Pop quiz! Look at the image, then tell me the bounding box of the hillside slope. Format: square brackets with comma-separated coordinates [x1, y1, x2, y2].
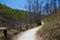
[0, 4, 28, 27]
[37, 9, 60, 40]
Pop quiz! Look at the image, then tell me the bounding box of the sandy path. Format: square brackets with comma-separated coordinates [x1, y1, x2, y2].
[12, 21, 44, 40]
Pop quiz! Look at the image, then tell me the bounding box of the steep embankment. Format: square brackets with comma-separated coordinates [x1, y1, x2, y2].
[37, 9, 60, 40]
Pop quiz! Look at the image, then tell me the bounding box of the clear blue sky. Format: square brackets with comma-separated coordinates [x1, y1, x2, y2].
[0, 0, 58, 10]
[0, 0, 46, 10]
[0, 0, 27, 10]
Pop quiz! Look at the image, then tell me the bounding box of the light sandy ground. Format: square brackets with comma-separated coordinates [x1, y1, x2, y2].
[12, 21, 44, 40]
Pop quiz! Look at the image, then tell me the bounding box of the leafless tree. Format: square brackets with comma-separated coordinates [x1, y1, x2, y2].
[26, 0, 44, 25]
[58, 0, 60, 8]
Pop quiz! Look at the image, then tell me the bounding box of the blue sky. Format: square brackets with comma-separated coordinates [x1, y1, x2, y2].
[0, 0, 27, 10]
[0, 0, 58, 10]
[0, 0, 46, 10]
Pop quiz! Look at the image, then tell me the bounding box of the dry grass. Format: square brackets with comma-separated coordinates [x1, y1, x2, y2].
[37, 9, 60, 40]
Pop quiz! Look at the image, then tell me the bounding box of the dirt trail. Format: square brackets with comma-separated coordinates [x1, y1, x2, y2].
[12, 21, 44, 40]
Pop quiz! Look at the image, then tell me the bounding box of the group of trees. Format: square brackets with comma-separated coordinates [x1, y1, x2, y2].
[0, 3, 27, 27]
[26, 0, 60, 25]
[0, 0, 60, 27]
[0, 3, 45, 32]
[36, 0, 60, 40]
[0, 0, 60, 29]
[26, 0, 43, 25]
[0, 3, 45, 39]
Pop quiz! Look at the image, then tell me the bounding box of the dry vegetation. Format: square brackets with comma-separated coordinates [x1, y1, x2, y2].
[37, 9, 60, 40]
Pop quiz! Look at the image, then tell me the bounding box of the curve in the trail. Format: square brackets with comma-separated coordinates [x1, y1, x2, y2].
[13, 21, 44, 40]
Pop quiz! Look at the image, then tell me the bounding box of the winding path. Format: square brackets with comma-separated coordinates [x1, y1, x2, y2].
[12, 21, 44, 40]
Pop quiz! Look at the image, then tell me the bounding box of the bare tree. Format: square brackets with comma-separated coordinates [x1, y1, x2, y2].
[27, 0, 32, 24]
[53, 0, 57, 11]
[26, 0, 44, 25]
[58, 0, 60, 8]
